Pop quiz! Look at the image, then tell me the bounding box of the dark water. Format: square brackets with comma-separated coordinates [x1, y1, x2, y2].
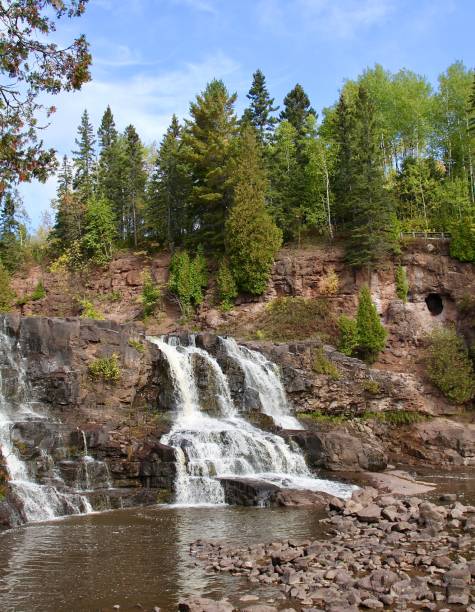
[0, 505, 327, 612]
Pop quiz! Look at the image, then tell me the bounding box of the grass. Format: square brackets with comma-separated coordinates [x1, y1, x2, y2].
[128, 338, 145, 353]
[250, 296, 336, 342]
[299, 409, 429, 426]
[312, 347, 341, 380]
[31, 281, 46, 301]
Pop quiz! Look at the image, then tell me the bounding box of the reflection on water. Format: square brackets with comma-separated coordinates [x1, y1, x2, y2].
[0, 505, 327, 612]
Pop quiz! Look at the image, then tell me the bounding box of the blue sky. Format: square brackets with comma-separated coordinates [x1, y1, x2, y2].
[20, 0, 474, 227]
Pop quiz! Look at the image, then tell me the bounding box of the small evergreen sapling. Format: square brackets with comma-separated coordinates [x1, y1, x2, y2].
[216, 259, 237, 311]
[355, 285, 387, 363]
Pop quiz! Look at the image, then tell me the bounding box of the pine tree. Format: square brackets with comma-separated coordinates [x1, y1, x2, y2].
[344, 87, 395, 268]
[72, 109, 96, 204]
[146, 115, 191, 247]
[216, 258, 237, 311]
[183, 79, 238, 251]
[123, 125, 147, 246]
[355, 285, 387, 363]
[279, 84, 316, 137]
[225, 126, 282, 294]
[242, 69, 279, 141]
[332, 93, 355, 229]
[0, 190, 23, 271]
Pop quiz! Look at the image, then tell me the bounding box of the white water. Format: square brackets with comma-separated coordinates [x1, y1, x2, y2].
[0, 324, 92, 522]
[149, 336, 355, 506]
[221, 337, 303, 430]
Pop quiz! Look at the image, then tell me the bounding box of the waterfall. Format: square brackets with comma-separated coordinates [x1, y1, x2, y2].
[221, 337, 303, 430]
[0, 324, 92, 522]
[149, 336, 355, 506]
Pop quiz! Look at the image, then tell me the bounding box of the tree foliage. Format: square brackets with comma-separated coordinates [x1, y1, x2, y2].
[225, 126, 282, 294]
[355, 285, 387, 363]
[0, 0, 91, 190]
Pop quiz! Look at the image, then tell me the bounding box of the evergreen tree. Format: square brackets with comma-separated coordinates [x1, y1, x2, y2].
[332, 93, 355, 228]
[123, 125, 147, 246]
[146, 115, 191, 247]
[225, 126, 282, 294]
[183, 79, 238, 251]
[355, 285, 387, 363]
[0, 190, 23, 272]
[216, 258, 237, 311]
[72, 109, 96, 204]
[279, 84, 316, 137]
[242, 69, 279, 141]
[343, 87, 396, 268]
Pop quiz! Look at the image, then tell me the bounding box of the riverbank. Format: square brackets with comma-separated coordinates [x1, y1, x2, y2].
[185, 485, 475, 611]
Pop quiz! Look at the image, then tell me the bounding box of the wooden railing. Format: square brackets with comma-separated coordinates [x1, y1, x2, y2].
[400, 231, 451, 240]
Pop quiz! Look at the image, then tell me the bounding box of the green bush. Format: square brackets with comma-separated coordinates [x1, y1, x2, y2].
[299, 411, 346, 424]
[355, 285, 387, 363]
[31, 281, 46, 301]
[79, 299, 105, 320]
[362, 379, 381, 394]
[425, 326, 475, 404]
[216, 259, 237, 311]
[312, 347, 340, 380]
[362, 410, 426, 425]
[168, 249, 207, 318]
[450, 216, 475, 263]
[395, 265, 409, 302]
[88, 354, 121, 382]
[141, 271, 161, 317]
[0, 263, 15, 312]
[337, 314, 358, 356]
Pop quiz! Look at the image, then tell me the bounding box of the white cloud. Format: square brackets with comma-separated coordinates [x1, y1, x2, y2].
[257, 0, 394, 38]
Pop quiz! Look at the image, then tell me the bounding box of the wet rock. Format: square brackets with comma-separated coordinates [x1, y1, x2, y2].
[178, 597, 233, 612]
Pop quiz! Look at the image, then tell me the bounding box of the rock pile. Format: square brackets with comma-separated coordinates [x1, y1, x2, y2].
[187, 487, 475, 611]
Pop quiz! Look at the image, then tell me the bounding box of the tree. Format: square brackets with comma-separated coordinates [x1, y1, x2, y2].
[146, 115, 191, 247]
[342, 87, 396, 268]
[355, 285, 387, 363]
[279, 84, 316, 137]
[242, 69, 278, 141]
[183, 79, 238, 250]
[0, 0, 91, 191]
[225, 126, 282, 294]
[50, 155, 85, 251]
[97, 106, 118, 198]
[122, 125, 146, 246]
[73, 110, 96, 204]
[81, 197, 116, 265]
[0, 189, 25, 271]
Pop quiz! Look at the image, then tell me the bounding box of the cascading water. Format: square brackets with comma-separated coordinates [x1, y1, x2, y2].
[221, 337, 303, 430]
[149, 336, 355, 506]
[0, 323, 92, 522]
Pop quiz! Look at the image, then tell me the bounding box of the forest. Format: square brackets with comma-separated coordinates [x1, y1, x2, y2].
[1, 62, 475, 309]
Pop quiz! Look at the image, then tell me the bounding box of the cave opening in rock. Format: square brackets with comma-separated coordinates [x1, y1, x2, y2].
[425, 293, 443, 316]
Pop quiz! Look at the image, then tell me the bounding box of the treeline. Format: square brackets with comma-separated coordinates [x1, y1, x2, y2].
[1, 62, 475, 305]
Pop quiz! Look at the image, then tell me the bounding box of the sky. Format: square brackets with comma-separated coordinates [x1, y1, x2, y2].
[18, 0, 475, 228]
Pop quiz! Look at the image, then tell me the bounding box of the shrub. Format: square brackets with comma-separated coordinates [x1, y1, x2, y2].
[425, 326, 475, 404]
[79, 299, 105, 320]
[88, 354, 121, 382]
[216, 259, 237, 311]
[299, 411, 346, 424]
[141, 271, 161, 317]
[450, 216, 475, 263]
[337, 315, 358, 356]
[312, 347, 340, 380]
[362, 379, 381, 394]
[31, 281, 46, 301]
[362, 410, 426, 425]
[395, 265, 409, 302]
[355, 286, 387, 363]
[319, 269, 340, 295]
[0, 262, 15, 312]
